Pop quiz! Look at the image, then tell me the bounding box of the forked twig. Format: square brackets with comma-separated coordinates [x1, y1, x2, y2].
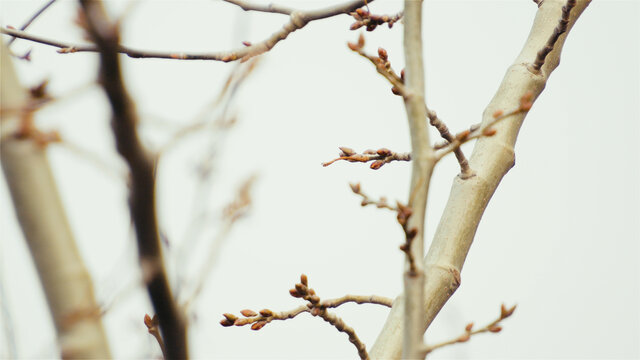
[425, 304, 517, 355]
[221, 274, 392, 360]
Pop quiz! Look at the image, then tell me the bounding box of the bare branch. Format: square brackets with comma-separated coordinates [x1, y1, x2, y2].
[1, 41, 111, 358]
[222, 274, 388, 360]
[143, 314, 167, 359]
[349, 8, 403, 31]
[6, 0, 57, 46]
[424, 304, 517, 355]
[323, 146, 411, 169]
[370, 1, 592, 358]
[2, 0, 373, 62]
[399, 0, 434, 357]
[434, 92, 534, 160]
[77, 1, 187, 358]
[348, 34, 407, 96]
[530, 0, 576, 73]
[424, 109, 473, 179]
[349, 183, 398, 211]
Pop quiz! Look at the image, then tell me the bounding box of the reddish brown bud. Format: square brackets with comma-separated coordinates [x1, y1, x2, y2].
[220, 318, 234, 327]
[355, 8, 366, 16]
[377, 47, 388, 61]
[456, 129, 470, 141]
[406, 227, 418, 240]
[520, 91, 534, 110]
[300, 274, 308, 286]
[376, 148, 392, 157]
[363, 149, 377, 154]
[143, 314, 153, 328]
[242, 41, 252, 47]
[350, 22, 364, 31]
[289, 288, 301, 298]
[483, 128, 497, 136]
[357, 33, 365, 48]
[223, 313, 238, 322]
[370, 160, 384, 170]
[465, 322, 474, 332]
[295, 283, 307, 295]
[240, 309, 257, 317]
[259, 309, 274, 317]
[349, 183, 361, 194]
[339, 146, 355, 156]
[501, 304, 516, 318]
[488, 325, 502, 333]
[458, 333, 471, 342]
[251, 321, 267, 331]
[234, 318, 250, 326]
[391, 87, 402, 96]
[309, 295, 320, 304]
[492, 110, 504, 119]
[347, 42, 359, 51]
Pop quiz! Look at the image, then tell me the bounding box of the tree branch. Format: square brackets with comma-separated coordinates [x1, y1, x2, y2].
[0, 42, 111, 359]
[1, 0, 373, 62]
[370, 1, 591, 358]
[6, 0, 57, 45]
[400, 0, 435, 358]
[77, 1, 188, 358]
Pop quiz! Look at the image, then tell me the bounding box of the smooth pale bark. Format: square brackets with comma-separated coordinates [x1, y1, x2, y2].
[370, 1, 591, 358]
[1, 43, 111, 358]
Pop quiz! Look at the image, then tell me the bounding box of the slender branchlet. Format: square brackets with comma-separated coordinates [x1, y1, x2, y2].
[347, 34, 407, 97]
[425, 109, 474, 179]
[6, 0, 57, 47]
[349, 8, 403, 31]
[77, 1, 187, 358]
[530, 0, 576, 73]
[1, 0, 373, 62]
[435, 92, 534, 160]
[424, 304, 517, 355]
[222, 274, 391, 360]
[349, 182, 398, 211]
[143, 314, 167, 359]
[323, 146, 411, 169]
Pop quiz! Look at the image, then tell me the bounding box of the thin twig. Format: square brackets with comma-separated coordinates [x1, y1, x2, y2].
[143, 314, 167, 359]
[435, 92, 534, 161]
[349, 183, 397, 211]
[323, 146, 411, 169]
[77, 2, 187, 358]
[348, 35, 407, 96]
[222, 274, 388, 360]
[530, 0, 576, 73]
[425, 109, 474, 179]
[424, 304, 516, 355]
[2, 0, 373, 62]
[7, 0, 57, 45]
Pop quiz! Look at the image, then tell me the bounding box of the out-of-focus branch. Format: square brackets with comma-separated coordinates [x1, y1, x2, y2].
[370, 1, 590, 358]
[77, 1, 187, 358]
[6, 0, 57, 46]
[1, 0, 373, 62]
[0, 42, 111, 358]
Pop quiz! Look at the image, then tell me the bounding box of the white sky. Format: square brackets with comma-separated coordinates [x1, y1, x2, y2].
[1, 0, 639, 359]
